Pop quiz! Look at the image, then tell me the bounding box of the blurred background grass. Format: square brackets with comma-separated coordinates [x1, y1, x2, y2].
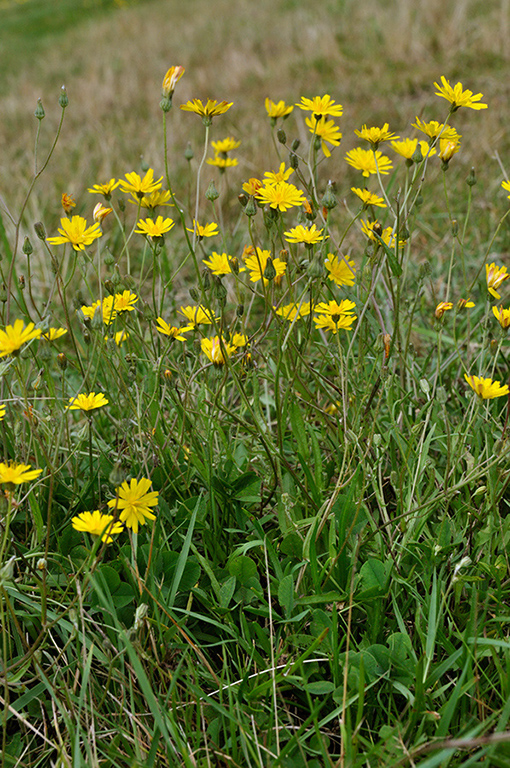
[1, 0, 510, 225]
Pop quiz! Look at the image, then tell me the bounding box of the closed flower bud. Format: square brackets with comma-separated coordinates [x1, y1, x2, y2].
[205, 180, 219, 201]
[236, 303, 244, 317]
[184, 142, 194, 161]
[214, 280, 228, 306]
[19, 275, 25, 290]
[83, 329, 91, 345]
[22, 236, 33, 256]
[109, 462, 126, 487]
[104, 251, 115, 266]
[451, 219, 458, 237]
[321, 181, 338, 210]
[37, 558, 47, 571]
[263, 257, 277, 282]
[34, 98, 45, 120]
[118, 198, 126, 212]
[189, 287, 200, 302]
[163, 369, 173, 381]
[307, 253, 324, 279]
[230, 256, 240, 275]
[34, 221, 46, 240]
[244, 197, 257, 217]
[466, 167, 477, 186]
[202, 269, 211, 291]
[0, 287, 7, 303]
[57, 352, 68, 370]
[238, 193, 248, 208]
[289, 152, 299, 170]
[291, 139, 300, 151]
[277, 128, 287, 144]
[59, 86, 69, 109]
[111, 267, 122, 287]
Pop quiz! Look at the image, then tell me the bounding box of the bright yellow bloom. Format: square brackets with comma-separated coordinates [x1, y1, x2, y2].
[390, 138, 436, 160]
[201, 336, 236, 365]
[345, 148, 393, 177]
[211, 137, 241, 153]
[439, 136, 461, 162]
[361, 220, 406, 248]
[354, 123, 399, 148]
[138, 189, 173, 209]
[134, 215, 175, 238]
[87, 179, 120, 198]
[411, 118, 459, 141]
[263, 163, 294, 184]
[0, 320, 41, 357]
[162, 65, 185, 98]
[314, 299, 357, 317]
[113, 291, 138, 313]
[231, 333, 248, 347]
[180, 98, 233, 122]
[493, 305, 510, 329]
[275, 301, 313, 321]
[324, 254, 356, 287]
[305, 116, 342, 157]
[119, 169, 163, 198]
[202, 252, 234, 275]
[486, 263, 509, 300]
[67, 392, 109, 411]
[107, 477, 159, 533]
[0, 462, 42, 485]
[179, 305, 218, 327]
[80, 296, 116, 325]
[435, 301, 453, 319]
[265, 98, 294, 119]
[296, 94, 343, 117]
[112, 330, 129, 346]
[284, 224, 326, 244]
[93, 203, 113, 224]
[464, 374, 509, 399]
[457, 298, 475, 310]
[42, 327, 67, 341]
[61, 193, 76, 213]
[71, 510, 123, 543]
[351, 188, 387, 207]
[47, 216, 102, 251]
[244, 247, 287, 283]
[155, 318, 192, 340]
[256, 181, 306, 211]
[434, 76, 487, 111]
[314, 314, 357, 333]
[186, 220, 219, 239]
[207, 156, 238, 169]
[242, 178, 262, 196]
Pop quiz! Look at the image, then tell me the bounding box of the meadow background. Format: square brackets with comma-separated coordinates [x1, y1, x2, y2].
[2, 0, 510, 766]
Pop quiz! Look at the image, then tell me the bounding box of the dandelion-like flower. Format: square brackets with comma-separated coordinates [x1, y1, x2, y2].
[137, 189, 173, 209]
[155, 318, 192, 340]
[0, 320, 41, 358]
[107, 477, 159, 533]
[244, 247, 287, 283]
[135, 215, 175, 239]
[313, 300, 357, 333]
[61, 193, 76, 214]
[67, 392, 109, 411]
[119, 169, 163, 199]
[354, 123, 399, 148]
[345, 148, 393, 177]
[263, 163, 294, 184]
[305, 116, 342, 157]
[207, 156, 238, 169]
[434, 76, 487, 111]
[93, 203, 112, 224]
[202, 252, 234, 275]
[412, 118, 459, 141]
[486, 263, 509, 300]
[211, 137, 241, 153]
[242, 178, 262, 196]
[351, 188, 387, 207]
[47, 216, 102, 251]
[0, 462, 42, 485]
[324, 254, 356, 287]
[186, 220, 219, 239]
[256, 181, 306, 212]
[180, 98, 233, 124]
[275, 301, 313, 321]
[296, 94, 343, 117]
[87, 179, 120, 199]
[179, 305, 218, 327]
[361, 220, 406, 248]
[464, 374, 509, 399]
[284, 224, 326, 244]
[162, 65, 185, 98]
[42, 327, 67, 341]
[493, 305, 510, 329]
[435, 301, 454, 319]
[113, 291, 138, 313]
[201, 336, 236, 365]
[439, 136, 461, 163]
[81, 296, 117, 325]
[265, 98, 294, 119]
[72, 510, 123, 543]
[390, 139, 435, 161]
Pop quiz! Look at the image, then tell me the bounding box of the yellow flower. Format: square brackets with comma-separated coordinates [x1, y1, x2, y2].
[244, 247, 287, 284]
[207, 156, 238, 169]
[61, 193, 76, 213]
[211, 137, 241, 153]
[162, 65, 185, 98]
[231, 333, 248, 347]
[92, 203, 112, 224]
[134, 215, 175, 238]
[81, 296, 117, 325]
[87, 179, 120, 198]
[486, 263, 509, 300]
[390, 139, 436, 160]
[434, 76, 487, 111]
[435, 301, 453, 319]
[119, 169, 163, 199]
[502, 180, 510, 200]
[186, 220, 219, 239]
[493, 305, 510, 329]
[201, 336, 236, 365]
[42, 327, 68, 341]
[324, 254, 356, 286]
[255, 181, 306, 212]
[265, 98, 294, 119]
[138, 189, 173, 209]
[439, 136, 461, 162]
[0, 462, 42, 484]
[0, 320, 41, 357]
[464, 374, 509, 399]
[155, 318, 192, 340]
[107, 477, 159, 533]
[351, 188, 387, 208]
[179, 305, 218, 327]
[47, 216, 102, 251]
[242, 178, 262, 196]
[361, 220, 406, 248]
[345, 148, 393, 177]
[71, 510, 123, 543]
[284, 224, 326, 244]
[274, 301, 313, 320]
[263, 163, 294, 184]
[67, 392, 109, 411]
[296, 94, 343, 117]
[305, 116, 342, 157]
[0, 404, 5, 421]
[457, 298, 475, 310]
[112, 330, 129, 346]
[203, 252, 234, 275]
[313, 313, 357, 334]
[180, 98, 233, 123]
[411, 118, 459, 141]
[113, 291, 138, 313]
[354, 123, 399, 148]
[314, 299, 357, 317]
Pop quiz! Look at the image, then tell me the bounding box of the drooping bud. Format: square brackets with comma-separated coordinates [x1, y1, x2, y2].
[238, 193, 248, 208]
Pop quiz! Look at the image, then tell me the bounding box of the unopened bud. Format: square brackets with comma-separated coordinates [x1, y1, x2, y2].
[321, 181, 338, 210]
[289, 152, 299, 170]
[22, 236, 33, 256]
[244, 197, 257, 217]
[163, 369, 172, 381]
[263, 257, 277, 282]
[214, 281, 228, 307]
[452, 219, 458, 237]
[109, 462, 126, 487]
[466, 167, 477, 187]
[83, 329, 91, 345]
[57, 352, 68, 370]
[277, 128, 287, 145]
[184, 142, 194, 161]
[238, 193, 248, 208]
[19, 275, 25, 290]
[118, 198, 126, 213]
[291, 139, 300, 151]
[189, 287, 200, 302]
[37, 558, 47, 571]
[236, 303, 244, 317]
[34, 221, 46, 240]
[34, 99, 45, 120]
[307, 253, 324, 279]
[230, 256, 240, 275]
[59, 86, 69, 109]
[205, 180, 219, 202]
[202, 269, 211, 291]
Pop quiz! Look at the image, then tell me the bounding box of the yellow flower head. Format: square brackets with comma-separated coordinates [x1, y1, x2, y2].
[324, 254, 356, 287]
[242, 178, 262, 196]
[231, 333, 248, 348]
[263, 163, 294, 184]
[493, 305, 510, 329]
[435, 301, 453, 319]
[112, 330, 129, 346]
[244, 247, 287, 284]
[162, 65, 185, 98]
[434, 76, 487, 111]
[87, 179, 120, 198]
[305, 116, 342, 157]
[113, 291, 138, 313]
[137, 189, 173, 209]
[134, 215, 175, 238]
[201, 336, 236, 365]
[274, 301, 313, 321]
[351, 188, 387, 208]
[486, 262, 509, 300]
[412, 118, 459, 141]
[67, 392, 109, 412]
[255, 181, 306, 212]
[361, 220, 406, 249]
[72, 510, 123, 543]
[202, 252, 234, 275]
[390, 139, 436, 161]
[107, 477, 159, 533]
[439, 136, 461, 162]
[61, 193, 76, 213]
[47, 216, 102, 251]
[345, 148, 393, 177]
[354, 123, 399, 148]
[211, 137, 241, 154]
[119, 169, 163, 199]
[296, 94, 343, 117]
[42, 327, 67, 341]
[0, 462, 42, 485]
[265, 98, 294, 119]
[180, 98, 233, 124]
[207, 156, 238, 169]
[80, 296, 117, 325]
[314, 299, 357, 318]
[155, 318, 192, 340]
[464, 374, 509, 399]
[93, 202, 113, 224]
[0, 319, 41, 358]
[186, 220, 219, 239]
[178, 305, 218, 327]
[284, 224, 326, 244]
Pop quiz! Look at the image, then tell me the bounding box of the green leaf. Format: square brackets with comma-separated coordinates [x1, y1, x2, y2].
[305, 681, 335, 695]
[277, 573, 294, 618]
[358, 558, 391, 597]
[228, 555, 257, 585]
[219, 576, 236, 609]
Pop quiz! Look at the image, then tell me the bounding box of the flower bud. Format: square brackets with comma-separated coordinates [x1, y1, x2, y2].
[451, 219, 458, 237]
[37, 558, 47, 571]
[277, 128, 287, 145]
[19, 275, 25, 290]
[263, 257, 277, 282]
[466, 167, 477, 187]
[59, 86, 69, 109]
[22, 236, 33, 256]
[205, 180, 219, 201]
[184, 142, 194, 161]
[57, 353, 68, 370]
[289, 152, 299, 170]
[307, 253, 324, 279]
[34, 99, 45, 120]
[321, 181, 338, 210]
[202, 269, 211, 291]
[236, 303, 244, 317]
[291, 139, 300, 151]
[244, 197, 257, 217]
[34, 221, 46, 240]
[109, 462, 126, 487]
[189, 287, 200, 302]
[238, 193, 248, 208]
[214, 280, 228, 307]
[164, 369, 173, 381]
